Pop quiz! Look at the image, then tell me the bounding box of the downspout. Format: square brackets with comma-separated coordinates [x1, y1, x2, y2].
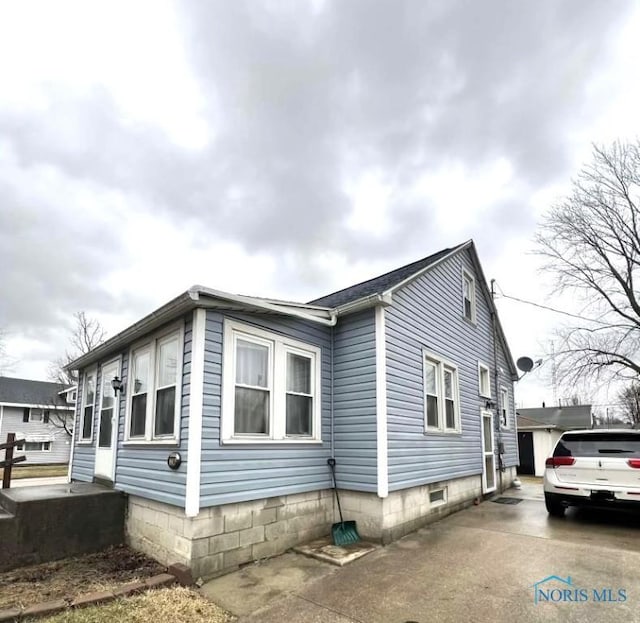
[330, 323, 335, 460]
[490, 279, 504, 493]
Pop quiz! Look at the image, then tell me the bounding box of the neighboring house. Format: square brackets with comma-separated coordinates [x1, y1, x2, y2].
[68, 239, 518, 578]
[0, 377, 75, 465]
[516, 405, 593, 477]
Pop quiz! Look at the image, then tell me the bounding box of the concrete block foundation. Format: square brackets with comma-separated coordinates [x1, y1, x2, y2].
[126, 467, 517, 579]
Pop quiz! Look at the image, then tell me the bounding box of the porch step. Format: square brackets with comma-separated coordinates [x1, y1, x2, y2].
[0, 482, 125, 573]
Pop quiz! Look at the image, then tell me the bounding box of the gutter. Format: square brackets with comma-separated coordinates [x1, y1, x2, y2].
[334, 292, 393, 316]
[66, 286, 340, 372]
[66, 290, 198, 371]
[192, 287, 338, 326]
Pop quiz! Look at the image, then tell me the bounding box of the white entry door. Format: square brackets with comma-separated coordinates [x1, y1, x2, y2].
[481, 410, 497, 493]
[94, 359, 120, 481]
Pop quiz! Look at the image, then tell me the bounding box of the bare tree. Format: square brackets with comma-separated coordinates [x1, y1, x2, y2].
[0, 328, 17, 375]
[618, 382, 640, 428]
[48, 311, 106, 386]
[536, 140, 640, 389]
[46, 312, 106, 436]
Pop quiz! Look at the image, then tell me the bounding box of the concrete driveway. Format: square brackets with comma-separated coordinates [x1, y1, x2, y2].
[202, 479, 640, 622]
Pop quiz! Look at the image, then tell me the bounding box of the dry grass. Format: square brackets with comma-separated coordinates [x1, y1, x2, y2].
[0, 464, 68, 480]
[0, 546, 165, 610]
[33, 587, 235, 623]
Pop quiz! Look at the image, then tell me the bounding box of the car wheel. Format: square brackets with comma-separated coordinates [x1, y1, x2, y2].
[545, 494, 565, 517]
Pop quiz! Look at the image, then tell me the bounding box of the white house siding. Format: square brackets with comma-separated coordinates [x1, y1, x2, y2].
[0, 406, 72, 465]
[532, 429, 562, 477]
[385, 247, 517, 491]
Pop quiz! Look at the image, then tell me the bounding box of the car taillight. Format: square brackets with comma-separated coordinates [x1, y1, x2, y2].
[627, 459, 640, 469]
[545, 456, 576, 467]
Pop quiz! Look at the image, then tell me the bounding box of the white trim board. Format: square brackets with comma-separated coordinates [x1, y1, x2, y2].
[375, 305, 389, 498]
[185, 308, 206, 517]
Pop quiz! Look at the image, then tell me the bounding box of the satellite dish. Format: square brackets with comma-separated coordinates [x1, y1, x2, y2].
[516, 357, 534, 373]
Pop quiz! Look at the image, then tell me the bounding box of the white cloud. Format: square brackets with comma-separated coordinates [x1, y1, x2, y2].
[0, 0, 211, 150]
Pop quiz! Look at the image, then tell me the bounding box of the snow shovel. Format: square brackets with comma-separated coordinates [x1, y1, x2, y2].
[327, 458, 361, 546]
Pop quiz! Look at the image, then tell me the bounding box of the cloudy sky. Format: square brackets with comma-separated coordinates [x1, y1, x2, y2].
[1, 0, 639, 408]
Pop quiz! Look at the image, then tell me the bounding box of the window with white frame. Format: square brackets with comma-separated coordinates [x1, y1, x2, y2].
[222, 320, 321, 442]
[478, 363, 491, 398]
[423, 352, 460, 432]
[80, 369, 96, 441]
[16, 441, 51, 452]
[29, 409, 43, 422]
[127, 328, 181, 441]
[462, 270, 476, 322]
[500, 386, 510, 428]
[28, 441, 51, 451]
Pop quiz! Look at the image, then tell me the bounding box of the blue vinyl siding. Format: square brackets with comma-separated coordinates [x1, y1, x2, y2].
[114, 316, 191, 507]
[332, 309, 377, 492]
[386, 248, 517, 490]
[199, 311, 333, 508]
[72, 317, 191, 507]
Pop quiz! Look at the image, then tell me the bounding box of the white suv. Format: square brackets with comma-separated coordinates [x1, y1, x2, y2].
[543, 429, 640, 517]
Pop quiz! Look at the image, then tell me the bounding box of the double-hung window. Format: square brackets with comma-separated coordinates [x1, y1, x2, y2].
[222, 320, 321, 443]
[127, 328, 182, 442]
[423, 351, 460, 433]
[462, 270, 476, 323]
[500, 386, 510, 428]
[80, 369, 96, 441]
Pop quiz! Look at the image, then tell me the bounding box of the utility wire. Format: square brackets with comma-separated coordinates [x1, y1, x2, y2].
[494, 291, 610, 326]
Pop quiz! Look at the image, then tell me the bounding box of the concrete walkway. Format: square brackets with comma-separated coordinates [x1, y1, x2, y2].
[201, 481, 640, 622]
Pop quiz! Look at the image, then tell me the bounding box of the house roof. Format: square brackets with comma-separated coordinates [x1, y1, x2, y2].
[0, 376, 72, 407]
[516, 414, 558, 430]
[517, 405, 593, 431]
[67, 239, 518, 379]
[309, 246, 458, 307]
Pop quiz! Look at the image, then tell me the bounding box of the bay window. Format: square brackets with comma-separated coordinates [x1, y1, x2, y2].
[222, 320, 321, 443]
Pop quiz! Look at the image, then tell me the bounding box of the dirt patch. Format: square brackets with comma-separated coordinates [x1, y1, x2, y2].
[0, 545, 165, 610]
[36, 586, 235, 623]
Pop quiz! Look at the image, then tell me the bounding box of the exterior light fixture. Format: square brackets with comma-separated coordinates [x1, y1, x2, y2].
[111, 376, 125, 395]
[167, 452, 182, 470]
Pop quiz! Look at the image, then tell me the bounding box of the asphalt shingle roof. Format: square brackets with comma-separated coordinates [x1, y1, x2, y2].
[517, 406, 593, 430]
[308, 246, 455, 307]
[0, 376, 71, 406]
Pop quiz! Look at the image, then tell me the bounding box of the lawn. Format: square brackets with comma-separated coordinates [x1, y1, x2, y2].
[0, 546, 165, 610]
[33, 587, 234, 623]
[0, 464, 68, 480]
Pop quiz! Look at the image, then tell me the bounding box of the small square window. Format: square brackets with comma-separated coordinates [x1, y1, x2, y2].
[29, 409, 43, 422]
[429, 488, 447, 505]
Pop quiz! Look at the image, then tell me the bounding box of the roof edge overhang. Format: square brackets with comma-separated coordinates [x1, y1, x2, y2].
[66, 287, 339, 371]
[382, 240, 473, 296]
